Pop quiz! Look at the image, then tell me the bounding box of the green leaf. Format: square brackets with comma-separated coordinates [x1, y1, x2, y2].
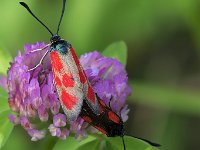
[0, 87, 14, 149]
[130, 81, 200, 115]
[105, 136, 159, 150]
[53, 135, 159, 150]
[0, 46, 12, 75]
[0, 88, 9, 113]
[0, 110, 14, 149]
[102, 41, 127, 66]
[53, 136, 98, 150]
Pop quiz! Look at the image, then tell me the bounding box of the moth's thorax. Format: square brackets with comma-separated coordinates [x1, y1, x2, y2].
[50, 39, 71, 54]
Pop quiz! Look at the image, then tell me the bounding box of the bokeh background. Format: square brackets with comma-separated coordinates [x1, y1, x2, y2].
[0, 0, 200, 150]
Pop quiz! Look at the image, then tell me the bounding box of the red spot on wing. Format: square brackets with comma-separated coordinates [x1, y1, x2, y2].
[95, 126, 107, 135]
[70, 48, 86, 84]
[61, 90, 78, 110]
[82, 116, 92, 124]
[100, 105, 103, 113]
[99, 99, 107, 108]
[99, 99, 107, 113]
[87, 85, 96, 104]
[50, 51, 63, 72]
[54, 76, 62, 87]
[108, 111, 120, 124]
[62, 73, 74, 87]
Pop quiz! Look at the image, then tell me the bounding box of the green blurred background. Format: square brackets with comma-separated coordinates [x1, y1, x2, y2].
[0, 0, 200, 150]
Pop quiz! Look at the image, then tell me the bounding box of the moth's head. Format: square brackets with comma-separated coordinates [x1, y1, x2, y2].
[50, 35, 61, 43]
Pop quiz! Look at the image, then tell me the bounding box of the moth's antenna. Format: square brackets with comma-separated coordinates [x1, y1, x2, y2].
[19, 2, 54, 36]
[121, 136, 126, 150]
[119, 107, 126, 150]
[56, 0, 67, 34]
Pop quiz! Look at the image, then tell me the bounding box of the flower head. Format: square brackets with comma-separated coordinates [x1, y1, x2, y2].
[0, 42, 131, 141]
[80, 51, 131, 122]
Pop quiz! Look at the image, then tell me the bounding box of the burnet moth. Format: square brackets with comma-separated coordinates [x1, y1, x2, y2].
[20, 0, 100, 123]
[80, 95, 126, 149]
[80, 96, 160, 150]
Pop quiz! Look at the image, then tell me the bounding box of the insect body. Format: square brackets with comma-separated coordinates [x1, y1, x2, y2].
[49, 37, 100, 122]
[80, 96, 124, 137]
[80, 95, 126, 149]
[81, 95, 160, 150]
[20, 1, 100, 122]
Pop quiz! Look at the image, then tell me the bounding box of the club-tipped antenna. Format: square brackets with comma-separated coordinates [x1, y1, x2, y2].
[56, 0, 67, 34]
[19, 2, 54, 36]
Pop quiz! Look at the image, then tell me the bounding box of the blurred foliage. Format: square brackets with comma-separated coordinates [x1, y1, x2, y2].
[102, 41, 127, 65]
[0, 0, 200, 150]
[0, 46, 12, 75]
[0, 88, 13, 149]
[130, 81, 200, 115]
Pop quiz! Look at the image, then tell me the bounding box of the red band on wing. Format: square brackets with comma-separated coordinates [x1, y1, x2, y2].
[95, 126, 107, 135]
[61, 90, 78, 110]
[100, 105, 103, 113]
[99, 99, 107, 108]
[70, 48, 80, 66]
[87, 85, 96, 104]
[50, 51, 63, 73]
[108, 111, 120, 124]
[70, 48, 86, 84]
[82, 116, 92, 124]
[62, 73, 74, 87]
[99, 99, 107, 113]
[78, 70, 86, 84]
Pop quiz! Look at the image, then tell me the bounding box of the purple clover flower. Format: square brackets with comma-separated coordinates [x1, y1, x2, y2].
[53, 113, 67, 127]
[0, 42, 131, 141]
[80, 51, 131, 122]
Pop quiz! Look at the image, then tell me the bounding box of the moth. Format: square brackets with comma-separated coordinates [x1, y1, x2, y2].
[81, 95, 160, 150]
[80, 95, 126, 149]
[20, 0, 100, 122]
